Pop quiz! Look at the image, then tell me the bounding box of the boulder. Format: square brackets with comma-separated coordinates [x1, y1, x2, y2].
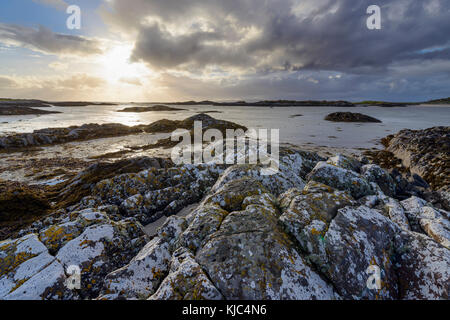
[361, 164, 396, 197]
[194, 182, 337, 300]
[394, 230, 450, 299]
[307, 162, 374, 199]
[150, 248, 223, 300]
[100, 237, 171, 300]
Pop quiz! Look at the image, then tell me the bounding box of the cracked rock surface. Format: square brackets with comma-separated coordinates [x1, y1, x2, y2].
[1, 146, 449, 300]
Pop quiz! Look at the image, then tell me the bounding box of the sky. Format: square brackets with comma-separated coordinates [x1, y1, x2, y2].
[0, 0, 449, 102]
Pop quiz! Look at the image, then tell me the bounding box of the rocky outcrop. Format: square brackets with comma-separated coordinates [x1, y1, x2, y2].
[0, 106, 60, 116]
[117, 105, 186, 112]
[0, 114, 246, 151]
[383, 127, 449, 192]
[1, 147, 448, 300]
[1, 207, 147, 300]
[324, 112, 382, 123]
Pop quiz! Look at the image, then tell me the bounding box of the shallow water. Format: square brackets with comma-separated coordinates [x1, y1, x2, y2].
[1, 104, 449, 149]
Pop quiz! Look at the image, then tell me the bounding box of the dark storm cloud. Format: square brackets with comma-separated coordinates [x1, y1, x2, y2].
[0, 23, 102, 56]
[131, 23, 252, 69]
[103, 0, 450, 74]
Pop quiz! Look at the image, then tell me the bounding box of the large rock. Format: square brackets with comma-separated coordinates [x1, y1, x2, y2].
[194, 180, 337, 300]
[55, 218, 147, 298]
[394, 230, 450, 299]
[208, 150, 310, 197]
[94, 164, 223, 224]
[0, 234, 70, 300]
[401, 196, 450, 248]
[307, 162, 374, 199]
[100, 237, 171, 300]
[279, 181, 355, 246]
[361, 164, 396, 197]
[384, 126, 449, 192]
[317, 206, 400, 299]
[150, 248, 223, 300]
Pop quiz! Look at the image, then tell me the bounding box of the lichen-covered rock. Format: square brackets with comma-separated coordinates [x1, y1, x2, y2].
[178, 205, 228, 252]
[208, 151, 311, 197]
[150, 248, 223, 300]
[327, 154, 361, 173]
[3, 259, 69, 300]
[203, 177, 267, 212]
[384, 126, 449, 191]
[100, 237, 171, 300]
[38, 209, 110, 254]
[283, 204, 401, 300]
[401, 197, 450, 248]
[384, 198, 411, 231]
[157, 216, 187, 249]
[195, 186, 337, 300]
[55, 219, 147, 298]
[94, 164, 223, 224]
[307, 162, 374, 199]
[317, 206, 400, 299]
[394, 230, 450, 299]
[0, 233, 74, 300]
[278, 181, 355, 246]
[418, 207, 450, 249]
[361, 164, 396, 197]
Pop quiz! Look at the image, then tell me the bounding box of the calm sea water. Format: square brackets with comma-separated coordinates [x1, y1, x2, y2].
[0, 104, 449, 149]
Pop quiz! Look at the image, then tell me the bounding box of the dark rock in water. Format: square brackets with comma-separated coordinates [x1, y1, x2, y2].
[117, 105, 186, 112]
[0, 106, 60, 116]
[50, 102, 116, 107]
[324, 112, 382, 123]
[197, 111, 222, 114]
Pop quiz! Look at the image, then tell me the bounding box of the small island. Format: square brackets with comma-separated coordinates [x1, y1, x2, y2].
[324, 112, 382, 123]
[0, 106, 61, 116]
[117, 105, 186, 113]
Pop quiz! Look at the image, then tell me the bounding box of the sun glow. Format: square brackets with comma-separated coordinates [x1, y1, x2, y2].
[97, 44, 149, 84]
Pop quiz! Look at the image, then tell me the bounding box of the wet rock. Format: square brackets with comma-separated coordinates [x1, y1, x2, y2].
[117, 105, 186, 113]
[0, 123, 142, 150]
[0, 106, 59, 116]
[0, 181, 50, 241]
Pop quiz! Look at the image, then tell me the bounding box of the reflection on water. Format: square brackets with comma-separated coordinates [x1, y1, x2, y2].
[0, 104, 449, 149]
